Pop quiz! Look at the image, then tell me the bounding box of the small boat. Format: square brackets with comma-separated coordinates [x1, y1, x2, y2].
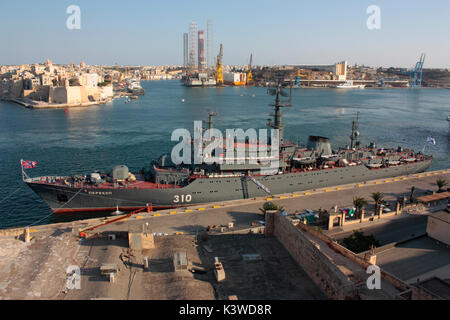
[321, 154, 342, 161]
[403, 158, 416, 162]
[386, 160, 400, 166]
[292, 156, 316, 165]
[335, 81, 365, 89]
[366, 163, 382, 168]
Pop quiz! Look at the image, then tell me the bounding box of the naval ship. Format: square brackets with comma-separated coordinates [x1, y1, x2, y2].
[24, 86, 433, 213]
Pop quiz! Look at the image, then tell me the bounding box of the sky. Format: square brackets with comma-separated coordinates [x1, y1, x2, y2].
[1, 0, 449, 68]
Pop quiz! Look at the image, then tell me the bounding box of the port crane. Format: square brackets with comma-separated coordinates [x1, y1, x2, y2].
[294, 69, 311, 87]
[215, 44, 224, 86]
[409, 53, 426, 88]
[246, 53, 254, 85]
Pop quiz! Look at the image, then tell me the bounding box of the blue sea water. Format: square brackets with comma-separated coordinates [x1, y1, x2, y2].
[0, 80, 449, 229]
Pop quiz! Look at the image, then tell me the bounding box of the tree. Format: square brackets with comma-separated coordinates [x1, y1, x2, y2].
[341, 230, 380, 253]
[259, 202, 284, 214]
[353, 197, 368, 219]
[436, 178, 448, 193]
[371, 192, 384, 216]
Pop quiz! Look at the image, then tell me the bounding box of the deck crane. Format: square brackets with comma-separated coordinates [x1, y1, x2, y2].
[215, 44, 224, 86]
[246, 53, 254, 85]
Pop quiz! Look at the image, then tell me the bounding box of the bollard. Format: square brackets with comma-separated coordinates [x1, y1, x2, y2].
[24, 227, 30, 243]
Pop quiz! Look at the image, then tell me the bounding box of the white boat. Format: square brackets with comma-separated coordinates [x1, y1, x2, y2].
[292, 156, 316, 165]
[366, 163, 382, 168]
[386, 160, 400, 166]
[335, 81, 365, 89]
[127, 78, 145, 95]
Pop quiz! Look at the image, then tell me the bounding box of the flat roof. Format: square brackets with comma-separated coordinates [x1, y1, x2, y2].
[417, 191, 450, 203]
[417, 277, 450, 300]
[376, 236, 450, 283]
[429, 210, 450, 224]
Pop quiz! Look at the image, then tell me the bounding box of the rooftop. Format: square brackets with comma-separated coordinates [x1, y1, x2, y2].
[376, 236, 450, 284]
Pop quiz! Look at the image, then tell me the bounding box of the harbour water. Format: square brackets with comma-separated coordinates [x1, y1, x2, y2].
[0, 80, 449, 229]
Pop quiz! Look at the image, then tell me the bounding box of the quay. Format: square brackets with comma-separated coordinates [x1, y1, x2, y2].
[6, 97, 114, 109]
[0, 169, 448, 300]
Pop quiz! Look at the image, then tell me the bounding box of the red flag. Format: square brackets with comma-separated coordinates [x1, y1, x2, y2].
[22, 160, 37, 169]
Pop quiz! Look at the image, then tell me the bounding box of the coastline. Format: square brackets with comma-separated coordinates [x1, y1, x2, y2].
[4, 97, 116, 109]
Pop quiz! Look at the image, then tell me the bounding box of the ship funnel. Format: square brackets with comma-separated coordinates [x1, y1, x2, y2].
[306, 136, 332, 156]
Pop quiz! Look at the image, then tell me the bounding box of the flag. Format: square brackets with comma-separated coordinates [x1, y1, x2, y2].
[22, 160, 37, 169]
[426, 137, 436, 145]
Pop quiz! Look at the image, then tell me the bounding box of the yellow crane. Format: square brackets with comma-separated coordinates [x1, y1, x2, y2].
[215, 44, 223, 86]
[295, 69, 311, 87]
[246, 53, 254, 85]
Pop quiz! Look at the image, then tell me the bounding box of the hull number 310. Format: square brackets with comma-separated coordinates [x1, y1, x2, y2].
[173, 194, 192, 203]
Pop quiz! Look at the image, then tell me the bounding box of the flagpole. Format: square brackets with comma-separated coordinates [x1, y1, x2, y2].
[20, 159, 25, 181]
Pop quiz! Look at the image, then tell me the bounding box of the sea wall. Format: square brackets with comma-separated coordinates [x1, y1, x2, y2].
[267, 211, 357, 299]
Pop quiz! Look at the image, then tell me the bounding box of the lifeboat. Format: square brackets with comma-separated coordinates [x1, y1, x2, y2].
[292, 156, 316, 165]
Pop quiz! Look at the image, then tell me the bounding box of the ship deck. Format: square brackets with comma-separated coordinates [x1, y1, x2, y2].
[26, 175, 181, 190]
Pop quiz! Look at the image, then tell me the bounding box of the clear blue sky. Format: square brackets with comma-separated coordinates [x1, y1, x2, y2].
[1, 0, 449, 67]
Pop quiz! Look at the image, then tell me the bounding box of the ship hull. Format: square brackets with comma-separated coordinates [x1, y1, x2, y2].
[26, 159, 432, 213]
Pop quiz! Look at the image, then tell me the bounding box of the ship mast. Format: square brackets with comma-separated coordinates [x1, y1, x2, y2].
[202, 111, 217, 140]
[350, 111, 360, 149]
[267, 84, 291, 146]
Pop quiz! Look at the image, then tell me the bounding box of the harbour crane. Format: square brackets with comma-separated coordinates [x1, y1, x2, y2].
[409, 53, 426, 88]
[246, 53, 254, 86]
[294, 69, 311, 87]
[215, 44, 224, 86]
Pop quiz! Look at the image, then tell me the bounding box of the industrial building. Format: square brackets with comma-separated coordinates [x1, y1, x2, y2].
[223, 72, 247, 86]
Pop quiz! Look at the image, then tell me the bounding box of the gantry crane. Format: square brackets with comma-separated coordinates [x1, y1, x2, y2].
[246, 53, 254, 85]
[215, 44, 224, 86]
[409, 53, 426, 88]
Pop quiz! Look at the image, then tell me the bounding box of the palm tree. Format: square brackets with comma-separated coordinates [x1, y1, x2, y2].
[260, 202, 284, 214]
[371, 192, 384, 216]
[436, 178, 448, 193]
[353, 197, 368, 219]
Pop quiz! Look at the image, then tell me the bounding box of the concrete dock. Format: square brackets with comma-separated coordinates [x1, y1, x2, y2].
[0, 169, 448, 300]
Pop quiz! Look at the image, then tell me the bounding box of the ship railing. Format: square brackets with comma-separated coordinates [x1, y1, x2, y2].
[26, 176, 67, 183]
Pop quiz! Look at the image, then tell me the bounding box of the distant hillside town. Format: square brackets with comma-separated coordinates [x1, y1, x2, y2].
[1, 59, 450, 108]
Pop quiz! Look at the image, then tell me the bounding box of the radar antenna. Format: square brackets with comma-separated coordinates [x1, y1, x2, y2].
[266, 83, 292, 145]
